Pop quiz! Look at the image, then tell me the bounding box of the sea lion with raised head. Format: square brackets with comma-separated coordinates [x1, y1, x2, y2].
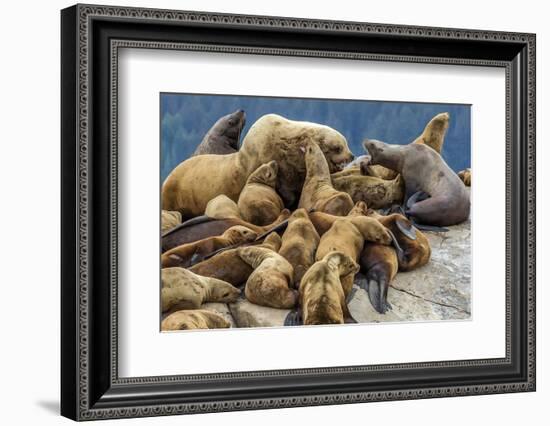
[363, 139, 470, 226]
[300, 251, 359, 325]
[279, 208, 320, 287]
[189, 232, 282, 286]
[163, 114, 353, 217]
[238, 246, 297, 309]
[161, 309, 231, 331]
[161, 225, 257, 268]
[298, 141, 354, 216]
[192, 109, 246, 156]
[238, 161, 284, 226]
[204, 194, 241, 219]
[161, 267, 241, 312]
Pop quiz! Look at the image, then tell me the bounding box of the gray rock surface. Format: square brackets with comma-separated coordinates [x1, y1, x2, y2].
[229, 299, 291, 328]
[201, 303, 237, 328]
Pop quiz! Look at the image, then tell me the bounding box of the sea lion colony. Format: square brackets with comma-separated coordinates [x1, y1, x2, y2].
[160, 112, 471, 331]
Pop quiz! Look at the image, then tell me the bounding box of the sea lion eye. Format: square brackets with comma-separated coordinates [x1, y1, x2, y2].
[228, 119, 235, 126]
[335, 146, 342, 153]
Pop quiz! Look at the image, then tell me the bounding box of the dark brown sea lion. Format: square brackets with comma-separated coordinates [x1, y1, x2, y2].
[458, 168, 471, 186]
[279, 208, 320, 287]
[192, 109, 246, 156]
[161, 225, 257, 268]
[357, 243, 398, 314]
[331, 173, 405, 209]
[189, 232, 282, 286]
[161, 209, 290, 252]
[298, 141, 354, 216]
[162, 114, 353, 218]
[363, 139, 470, 226]
[161, 309, 231, 331]
[238, 246, 297, 309]
[300, 252, 359, 325]
[238, 161, 284, 226]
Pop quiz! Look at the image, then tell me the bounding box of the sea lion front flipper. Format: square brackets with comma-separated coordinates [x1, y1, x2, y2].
[387, 229, 405, 262]
[395, 217, 417, 240]
[367, 277, 392, 314]
[284, 309, 303, 326]
[405, 191, 430, 209]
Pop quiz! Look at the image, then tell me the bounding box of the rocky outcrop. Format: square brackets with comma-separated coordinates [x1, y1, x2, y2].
[229, 299, 291, 328]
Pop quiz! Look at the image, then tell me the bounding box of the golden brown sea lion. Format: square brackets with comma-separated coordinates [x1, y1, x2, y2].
[238, 161, 284, 226]
[161, 225, 257, 268]
[238, 246, 297, 309]
[279, 208, 320, 287]
[204, 195, 241, 219]
[300, 252, 359, 325]
[161, 210, 182, 233]
[161, 309, 231, 331]
[316, 216, 393, 297]
[358, 243, 398, 314]
[367, 210, 431, 272]
[161, 267, 241, 312]
[331, 173, 405, 209]
[308, 201, 369, 237]
[163, 114, 353, 217]
[189, 232, 282, 286]
[193, 109, 246, 156]
[298, 141, 354, 216]
[162, 209, 290, 252]
[363, 139, 470, 226]
[458, 168, 471, 186]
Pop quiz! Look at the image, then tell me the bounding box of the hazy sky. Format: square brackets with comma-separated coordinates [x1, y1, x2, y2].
[160, 93, 471, 181]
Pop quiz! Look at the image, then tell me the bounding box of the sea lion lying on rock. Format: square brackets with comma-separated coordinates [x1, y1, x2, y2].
[161, 267, 241, 312]
[458, 168, 471, 186]
[238, 246, 297, 309]
[205, 195, 241, 219]
[279, 208, 320, 287]
[363, 139, 470, 226]
[189, 233, 282, 286]
[331, 173, 405, 209]
[162, 209, 290, 252]
[300, 252, 359, 325]
[161, 225, 257, 268]
[192, 109, 246, 156]
[316, 215, 393, 298]
[162, 114, 353, 217]
[358, 243, 398, 314]
[298, 141, 354, 216]
[238, 160, 284, 226]
[161, 210, 182, 233]
[161, 309, 231, 331]
[308, 201, 369, 237]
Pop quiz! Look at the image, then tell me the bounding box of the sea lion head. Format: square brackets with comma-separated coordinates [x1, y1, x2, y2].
[289, 208, 309, 221]
[351, 216, 393, 245]
[362, 138, 403, 171]
[214, 109, 246, 149]
[222, 225, 258, 244]
[248, 160, 279, 186]
[315, 126, 354, 172]
[209, 280, 242, 303]
[261, 232, 282, 251]
[348, 201, 368, 217]
[325, 252, 360, 278]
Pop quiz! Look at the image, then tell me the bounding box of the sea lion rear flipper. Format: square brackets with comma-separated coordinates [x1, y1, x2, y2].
[410, 221, 449, 233]
[395, 217, 417, 240]
[367, 278, 392, 314]
[284, 309, 303, 326]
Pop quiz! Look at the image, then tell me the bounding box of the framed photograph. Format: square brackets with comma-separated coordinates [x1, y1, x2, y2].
[61, 4, 536, 421]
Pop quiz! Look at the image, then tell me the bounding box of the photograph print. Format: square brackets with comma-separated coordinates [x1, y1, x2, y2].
[160, 93, 472, 331]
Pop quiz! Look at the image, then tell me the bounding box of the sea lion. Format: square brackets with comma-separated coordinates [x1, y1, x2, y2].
[161, 210, 182, 233]
[358, 243, 398, 314]
[161, 309, 231, 331]
[332, 173, 405, 209]
[161, 267, 241, 312]
[363, 139, 470, 226]
[316, 216, 393, 297]
[298, 141, 354, 216]
[308, 201, 369, 237]
[161, 225, 257, 268]
[192, 109, 246, 156]
[458, 168, 471, 186]
[162, 209, 290, 252]
[367, 210, 431, 272]
[204, 195, 241, 219]
[279, 208, 320, 287]
[238, 246, 297, 309]
[162, 114, 353, 217]
[238, 161, 284, 226]
[300, 251, 359, 325]
[189, 232, 282, 286]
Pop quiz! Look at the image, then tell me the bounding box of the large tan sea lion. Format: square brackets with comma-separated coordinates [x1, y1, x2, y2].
[238, 246, 297, 309]
[162, 114, 353, 217]
[161, 267, 241, 312]
[298, 141, 354, 216]
[204, 195, 241, 219]
[189, 233, 282, 286]
[300, 252, 359, 325]
[238, 161, 284, 226]
[279, 208, 320, 287]
[192, 109, 246, 156]
[161, 225, 257, 268]
[363, 139, 470, 226]
[161, 309, 231, 331]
